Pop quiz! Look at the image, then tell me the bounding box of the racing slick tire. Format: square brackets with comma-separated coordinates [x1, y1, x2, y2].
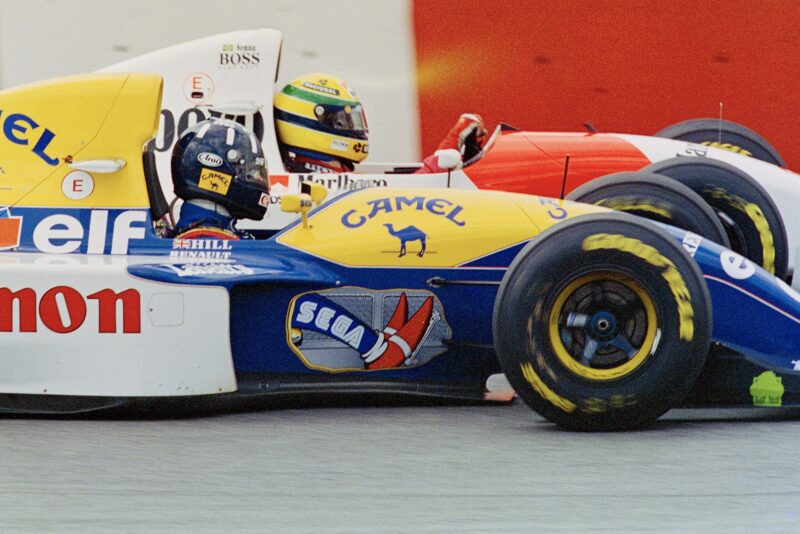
[644, 157, 789, 280]
[655, 118, 786, 168]
[566, 171, 730, 249]
[493, 213, 712, 431]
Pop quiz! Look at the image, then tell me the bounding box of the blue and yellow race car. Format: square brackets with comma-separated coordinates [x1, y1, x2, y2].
[1, 72, 798, 431]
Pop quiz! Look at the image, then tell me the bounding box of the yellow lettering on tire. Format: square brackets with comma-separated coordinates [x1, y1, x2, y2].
[595, 198, 672, 219]
[520, 362, 576, 413]
[705, 187, 775, 274]
[701, 141, 753, 158]
[582, 233, 695, 341]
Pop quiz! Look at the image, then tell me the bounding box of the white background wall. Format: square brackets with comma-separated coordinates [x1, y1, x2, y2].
[0, 0, 420, 160]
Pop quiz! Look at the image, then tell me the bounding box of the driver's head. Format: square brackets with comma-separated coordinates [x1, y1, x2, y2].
[274, 73, 369, 165]
[171, 118, 269, 220]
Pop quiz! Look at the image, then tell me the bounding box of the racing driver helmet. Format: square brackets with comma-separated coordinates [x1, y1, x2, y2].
[274, 73, 369, 165]
[171, 118, 269, 220]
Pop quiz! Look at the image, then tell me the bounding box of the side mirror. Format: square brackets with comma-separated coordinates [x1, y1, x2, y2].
[282, 183, 328, 228]
[301, 181, 328, 204]
[281, 194, 313, 214]
[205, 101, 263, 115]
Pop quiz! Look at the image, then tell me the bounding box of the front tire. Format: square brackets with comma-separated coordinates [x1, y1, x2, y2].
[494, 213, 712, 431]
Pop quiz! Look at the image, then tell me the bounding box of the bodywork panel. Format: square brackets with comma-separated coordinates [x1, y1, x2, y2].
[3, 65, 800, 413]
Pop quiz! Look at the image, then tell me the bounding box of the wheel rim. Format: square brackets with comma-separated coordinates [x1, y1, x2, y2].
[546, 272, 659, 381]
[703, 186, 775, 275]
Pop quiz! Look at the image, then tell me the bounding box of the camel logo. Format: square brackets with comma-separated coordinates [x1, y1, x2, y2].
[341, 195, 466, 228]
[384, 224, 427, 257]
[287, 288, 452, 372]
[198, 168, 232, 195]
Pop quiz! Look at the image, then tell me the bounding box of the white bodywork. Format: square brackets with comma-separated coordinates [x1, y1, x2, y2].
[0, 253, 235, 396]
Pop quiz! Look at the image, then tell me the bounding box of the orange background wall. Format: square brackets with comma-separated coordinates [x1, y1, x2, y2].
[413, 0, 800, 168]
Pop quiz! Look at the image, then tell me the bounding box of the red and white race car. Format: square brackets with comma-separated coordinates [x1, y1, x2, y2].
[104, 29, 799, 283]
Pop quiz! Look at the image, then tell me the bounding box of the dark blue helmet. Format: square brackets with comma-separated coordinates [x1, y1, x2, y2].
[171, 118, 269, 220]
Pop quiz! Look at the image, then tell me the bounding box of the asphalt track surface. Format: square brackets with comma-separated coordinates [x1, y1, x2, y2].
[1, 395, 800, 533]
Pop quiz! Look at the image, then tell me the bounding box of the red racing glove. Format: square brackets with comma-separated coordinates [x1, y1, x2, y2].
[436, 113, 487, 159]
[417, 113, 487, 174]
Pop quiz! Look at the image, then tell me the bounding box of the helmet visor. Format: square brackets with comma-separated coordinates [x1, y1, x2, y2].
[239, 157, 269, 191]
[318, 104, 368, 135]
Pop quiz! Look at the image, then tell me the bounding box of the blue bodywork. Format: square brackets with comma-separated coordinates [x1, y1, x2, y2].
[7, 200, 800, 408]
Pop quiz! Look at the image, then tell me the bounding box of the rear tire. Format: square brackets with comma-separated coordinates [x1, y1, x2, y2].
[644, 157, 788, 279]
[655, 118, 786, 168]
[494, 213, 712, 431]
[566, 171, 730, 248]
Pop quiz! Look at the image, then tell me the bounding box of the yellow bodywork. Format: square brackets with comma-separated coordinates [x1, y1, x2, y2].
[278, 188, 607, 267]
[0, 73, 162, 208]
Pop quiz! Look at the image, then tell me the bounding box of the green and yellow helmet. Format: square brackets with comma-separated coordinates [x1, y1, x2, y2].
[274, 73, 369, 164]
